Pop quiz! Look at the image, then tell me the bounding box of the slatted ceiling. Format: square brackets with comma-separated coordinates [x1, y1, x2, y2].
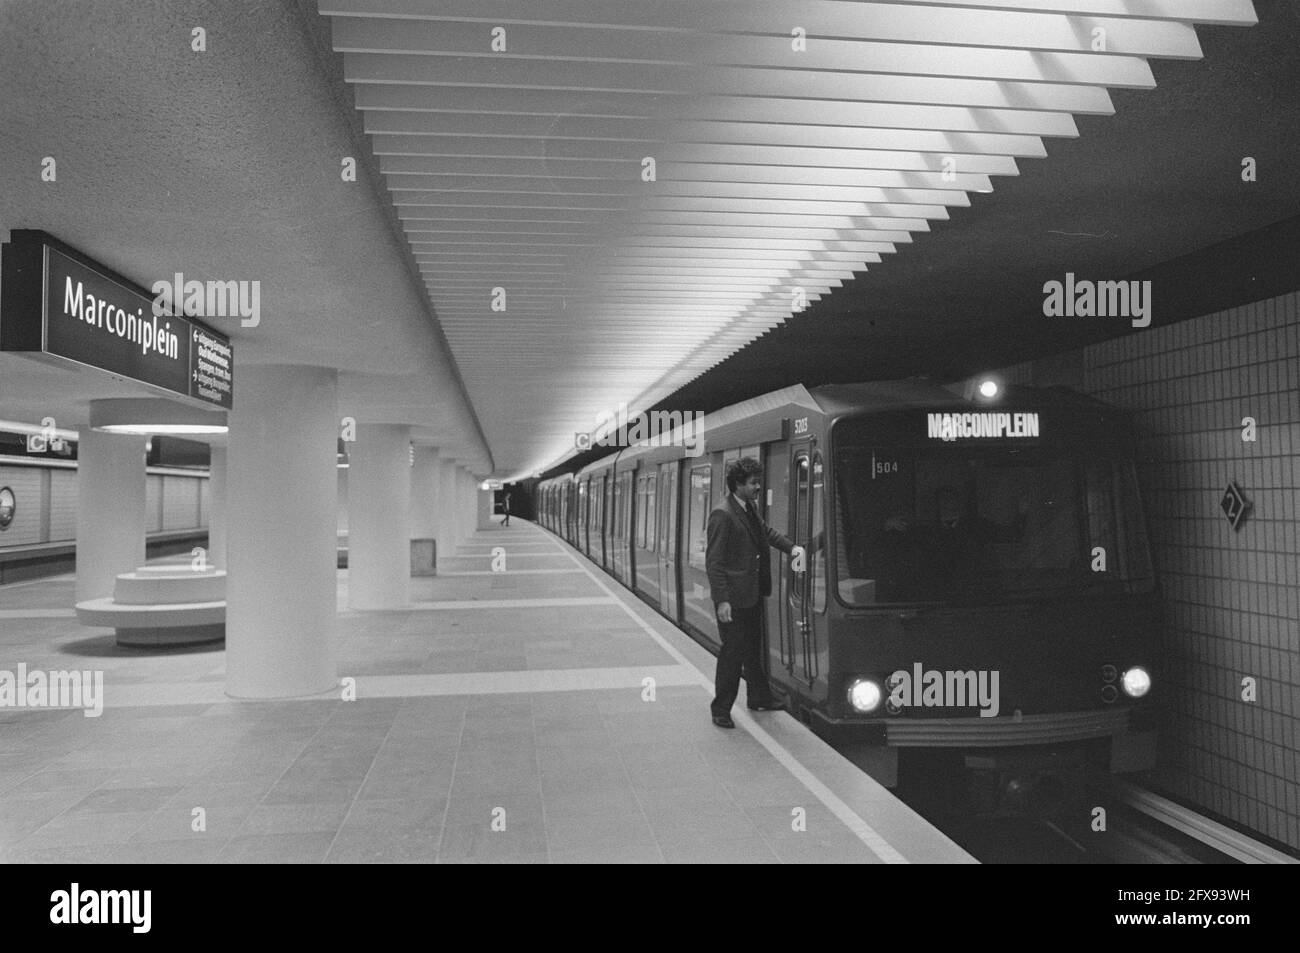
[319, 0, 1256, 480]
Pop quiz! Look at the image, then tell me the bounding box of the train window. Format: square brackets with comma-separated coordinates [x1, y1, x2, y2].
[790, 454, 809, 611]
[622, 472, 634, 543]
[578, 481, 587, 537]
[810, 453, 826, 613]
[659, 462, 678, 555]
[613, 475, 624, 541]
[833, 435, 1156, 605]
[604, 477, 613, 544]
[635, 475, 648, 548]
[643, 473, 656, 553]
[1085, 460, 1154, 589]
[686, 465, 711, 570]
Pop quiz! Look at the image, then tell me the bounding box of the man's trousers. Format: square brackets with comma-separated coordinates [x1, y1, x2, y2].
[711, 603, 774, 716]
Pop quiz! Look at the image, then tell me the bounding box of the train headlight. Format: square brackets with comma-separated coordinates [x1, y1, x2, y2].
[978, 379, 999, 399]
[847, 678, 882, 713]
[1121, 666, 1151, 698]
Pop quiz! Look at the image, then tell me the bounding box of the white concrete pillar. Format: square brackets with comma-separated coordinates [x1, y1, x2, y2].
[226, 365, 337, 699]
[459, 468, 473, 540]
[478, 484, 494, 529]
[208, 444, 227, 570]
[336, 463, 348, 539]
[454, 468, 464, 541]
[348, 424, 412, 610]
[75, 429, 147, 602]
[438, 459, 458, 550]
[409, 446, 441, 542]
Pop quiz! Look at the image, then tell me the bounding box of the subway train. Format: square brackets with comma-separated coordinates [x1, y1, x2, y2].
[537, 379, 1159, 815]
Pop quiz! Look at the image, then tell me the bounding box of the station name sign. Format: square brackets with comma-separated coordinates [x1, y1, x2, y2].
[0, 231, 232, 410]
[927, 412, 1040, 442]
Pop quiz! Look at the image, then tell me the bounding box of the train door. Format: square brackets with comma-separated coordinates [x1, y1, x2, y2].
[656, 460, 680, 618]
[603, 474, 614, 569]
[612, 468, 631, 586]
[592, 474, 605, 565]
[577, 480, 586, 552]
[633, 469, 658, 600]
[784, 448, 823, 688]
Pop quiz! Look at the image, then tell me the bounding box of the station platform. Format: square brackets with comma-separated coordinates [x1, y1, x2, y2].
[0, 521, 974, 864]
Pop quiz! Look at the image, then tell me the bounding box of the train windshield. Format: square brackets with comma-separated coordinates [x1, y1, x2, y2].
[832, 415, 1154, 606]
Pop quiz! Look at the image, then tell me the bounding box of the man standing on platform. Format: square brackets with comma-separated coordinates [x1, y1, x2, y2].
[706, 457, 804, 729]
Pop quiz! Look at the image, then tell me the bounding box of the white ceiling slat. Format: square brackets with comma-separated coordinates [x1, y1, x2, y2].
[882, 0, 1256, 25]
[320, 0, 1256, 477]
[373, 139, 1021, 175]
[388, 176, 964, 205]
[345, 55, 1117, 114]
[359, 88, 1082, 137]
[324, 2, 1203, 58]
[367, 115, 1050, 157]
[333, 19, 1155, 88]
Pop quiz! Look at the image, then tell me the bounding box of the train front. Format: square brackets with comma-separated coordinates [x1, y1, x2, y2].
[817, 384, 1158, 816]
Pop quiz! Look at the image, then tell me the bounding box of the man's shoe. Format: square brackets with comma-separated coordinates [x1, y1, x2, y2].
[747, 699, 783, 711]
[711, 714, 735, 729]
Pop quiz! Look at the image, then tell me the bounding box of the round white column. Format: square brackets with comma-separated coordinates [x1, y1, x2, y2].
[458, 468, 472, 541]
[477, 482, 494, 529]
[226, 365, 338, 698]
[438, 458, 458, 550]
[207, 444, 227, 570]
[409, 445, 440, 540]
[348, 424, 411, 610]
[75, 428, 147, 602]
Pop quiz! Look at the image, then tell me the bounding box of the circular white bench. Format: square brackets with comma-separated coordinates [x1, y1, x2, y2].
[75, 566, 226, 647]
[113, 569, 226, 605]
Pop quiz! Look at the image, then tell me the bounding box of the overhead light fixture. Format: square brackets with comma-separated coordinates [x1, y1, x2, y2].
[89, 398, 228, 439]
[96, 423, 228, 435]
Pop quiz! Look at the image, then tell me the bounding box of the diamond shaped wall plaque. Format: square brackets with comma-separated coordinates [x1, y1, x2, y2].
[1220, 481, 1250, 531]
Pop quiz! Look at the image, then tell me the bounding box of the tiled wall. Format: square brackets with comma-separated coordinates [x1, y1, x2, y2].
[0, 465, 43, 546]
[0, 465, 208, 549]
[1005, 292, 1300, 850]
[162, 474, 201, 530]
[146, 474, 163, 533]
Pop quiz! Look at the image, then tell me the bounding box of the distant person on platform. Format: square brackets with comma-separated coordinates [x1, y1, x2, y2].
[501, 491, 511, 527]
[706, 457, 805, 729]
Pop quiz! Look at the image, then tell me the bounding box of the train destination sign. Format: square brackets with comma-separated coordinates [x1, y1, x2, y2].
[0, 231, 232, 410]
[927, 412, 1040, 442]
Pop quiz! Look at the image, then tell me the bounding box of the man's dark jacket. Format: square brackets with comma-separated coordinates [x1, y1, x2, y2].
[706, 494, 795, 609]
